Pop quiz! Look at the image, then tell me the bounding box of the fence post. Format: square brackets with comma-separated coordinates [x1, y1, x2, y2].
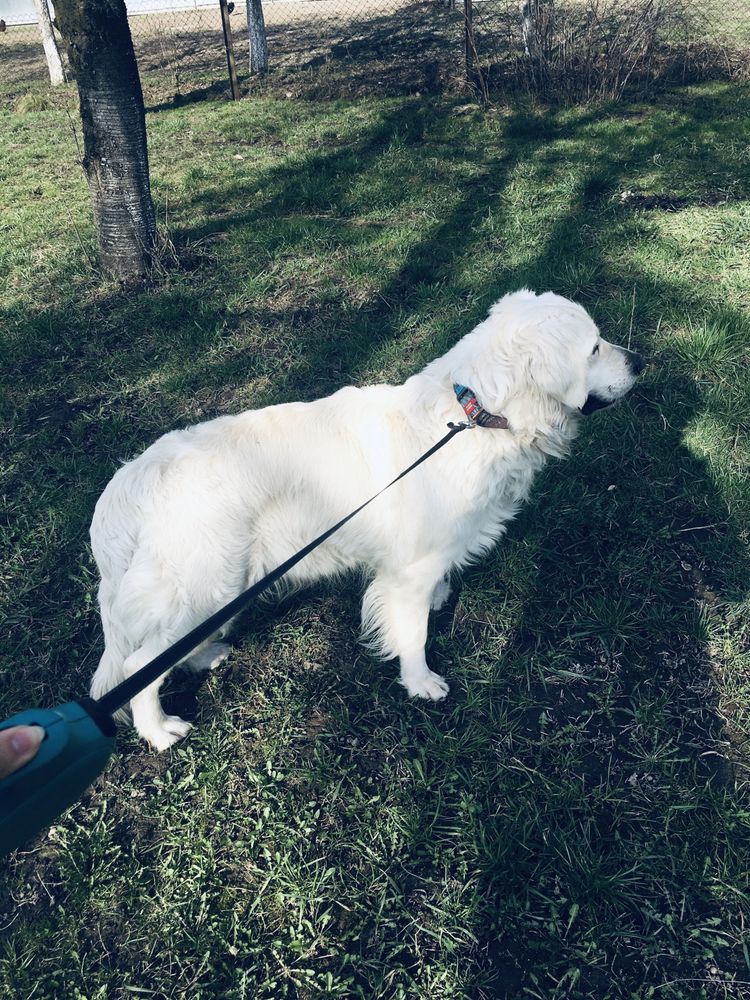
[463, 0, 487, 101]
[219, 0, 240, 100]
[464, 0, 473, 80]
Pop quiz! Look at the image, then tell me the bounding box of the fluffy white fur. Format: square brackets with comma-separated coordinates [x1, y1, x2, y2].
[90, 289, 643, 750]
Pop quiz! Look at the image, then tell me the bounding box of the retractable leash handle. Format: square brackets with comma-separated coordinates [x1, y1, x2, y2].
[0, 421, 471, 858]
[0, 700, 116, 857]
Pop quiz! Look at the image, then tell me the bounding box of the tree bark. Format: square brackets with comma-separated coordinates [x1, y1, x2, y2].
[54, 0, 157, 283]
[33, 0, 65, 85]
[519, 0, 554, 89]
[520, 0, 554, 59]
[520, 0, 538, 60]
[247, 0, 268, 75]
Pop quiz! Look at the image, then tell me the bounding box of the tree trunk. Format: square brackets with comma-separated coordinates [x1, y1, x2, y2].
[520, 0, 542, 60]
[519, 0, 554, 89]
[247, 0, 268, 75]
[520, 0, 555, 59]
[54, 0, 157, 283]
[33, 0, 65, 85]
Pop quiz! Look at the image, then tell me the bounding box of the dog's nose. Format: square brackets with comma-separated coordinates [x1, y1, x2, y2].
[628, 352, 646, 376]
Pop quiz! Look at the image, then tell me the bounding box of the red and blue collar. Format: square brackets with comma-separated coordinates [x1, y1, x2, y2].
[453, 384, 510, 429]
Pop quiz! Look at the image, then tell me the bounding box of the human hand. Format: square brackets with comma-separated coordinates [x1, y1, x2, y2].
[0, 726, 44, 780]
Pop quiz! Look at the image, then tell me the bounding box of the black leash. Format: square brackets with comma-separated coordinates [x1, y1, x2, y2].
[95, 421, 471, 717]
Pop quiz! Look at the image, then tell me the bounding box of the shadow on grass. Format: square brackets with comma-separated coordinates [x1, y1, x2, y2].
[1, 82, 749, 997]
[170, 84, 750, 993]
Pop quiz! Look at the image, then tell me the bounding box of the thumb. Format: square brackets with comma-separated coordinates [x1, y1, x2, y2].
[0, 726, 45, 779]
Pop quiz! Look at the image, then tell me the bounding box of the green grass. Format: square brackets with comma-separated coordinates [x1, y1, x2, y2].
[1, 81, 750, 999]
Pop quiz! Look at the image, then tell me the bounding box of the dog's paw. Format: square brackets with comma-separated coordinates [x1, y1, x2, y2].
[402, 669, 450, 701]
[186, 642, 232, 673]
[143, 716, 193, 752]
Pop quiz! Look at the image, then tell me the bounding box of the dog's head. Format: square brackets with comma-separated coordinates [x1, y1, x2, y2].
[487, 290, 645, 418]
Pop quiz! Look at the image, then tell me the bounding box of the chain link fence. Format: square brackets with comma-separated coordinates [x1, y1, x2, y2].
[1, 0, 748, 103]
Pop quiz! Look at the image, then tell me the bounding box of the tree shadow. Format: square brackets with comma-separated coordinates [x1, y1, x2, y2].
[448, 304, 750, 991]
[178, 83, 748, 992]
[141, 82, 750, 993]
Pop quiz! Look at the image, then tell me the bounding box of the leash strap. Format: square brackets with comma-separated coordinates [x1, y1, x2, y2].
[95, 421, 470, 717]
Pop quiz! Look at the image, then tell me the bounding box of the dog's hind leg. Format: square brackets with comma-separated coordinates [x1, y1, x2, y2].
[184, 642, 232, 673]
[430, 574, 452, 611]
[362, 566, 450, 701]
[122, 641, 193, 751]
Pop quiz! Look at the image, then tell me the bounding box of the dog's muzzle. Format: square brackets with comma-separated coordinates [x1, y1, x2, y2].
[580, 349, 646, 416]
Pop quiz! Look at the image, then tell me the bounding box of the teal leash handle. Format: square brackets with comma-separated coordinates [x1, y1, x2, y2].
[0, 701, 116, 858]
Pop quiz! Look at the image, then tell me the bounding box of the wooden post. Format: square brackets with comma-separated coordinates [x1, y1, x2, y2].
[219, 0, 240, 100]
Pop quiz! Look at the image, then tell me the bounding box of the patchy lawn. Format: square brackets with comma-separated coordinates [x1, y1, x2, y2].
[1, 81, 749, 998]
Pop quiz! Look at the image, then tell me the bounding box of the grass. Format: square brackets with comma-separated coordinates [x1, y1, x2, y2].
[1, 79, 750, 998]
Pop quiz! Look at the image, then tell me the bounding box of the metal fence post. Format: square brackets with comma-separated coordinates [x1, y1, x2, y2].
[464, 0, 473, 80]
[219, 0, 240, 100]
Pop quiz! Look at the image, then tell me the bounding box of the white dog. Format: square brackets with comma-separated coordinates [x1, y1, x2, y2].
[90, 289, 644, 750]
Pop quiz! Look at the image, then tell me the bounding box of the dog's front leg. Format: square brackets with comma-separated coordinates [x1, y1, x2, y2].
[362, 568, 450, 701]
[123, 642, 193, 751]
[400, 650, 450, 701]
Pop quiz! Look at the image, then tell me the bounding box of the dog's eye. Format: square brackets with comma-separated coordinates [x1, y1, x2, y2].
[591, 344, 600, 356]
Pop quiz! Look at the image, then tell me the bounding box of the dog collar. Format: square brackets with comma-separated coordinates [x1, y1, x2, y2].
[453, 384, 510, 429]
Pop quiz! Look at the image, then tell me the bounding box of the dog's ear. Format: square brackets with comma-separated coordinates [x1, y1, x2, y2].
[533, 351, 588, 410]
[519, 318, 591, 412]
